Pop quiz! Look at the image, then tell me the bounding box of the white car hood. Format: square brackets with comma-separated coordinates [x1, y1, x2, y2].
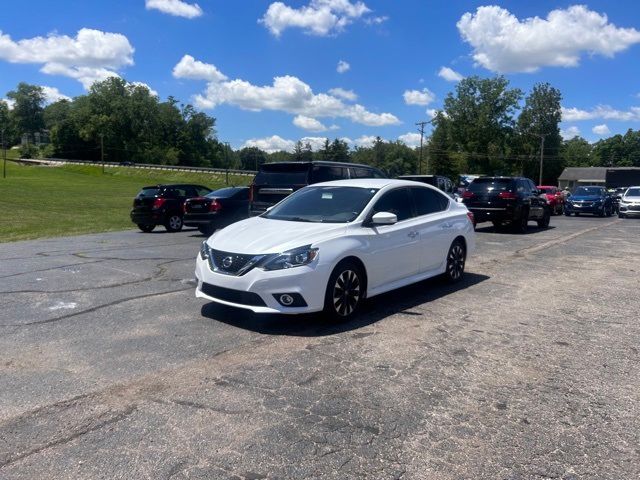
[207, 217, 349, 254]
[623, 196, 640, 203]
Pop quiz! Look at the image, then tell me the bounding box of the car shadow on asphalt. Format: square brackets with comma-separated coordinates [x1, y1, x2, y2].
[474, 225, 556, 234]
[199, 272, 490, 337]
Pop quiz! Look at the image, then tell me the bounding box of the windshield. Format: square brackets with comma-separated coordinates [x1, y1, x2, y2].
[263, 186, 379, 223]
[625, 188, 640, 197]
[574, 187, 602, 196]
[206, 187, 242, 198]
[468, 178, 512, 193]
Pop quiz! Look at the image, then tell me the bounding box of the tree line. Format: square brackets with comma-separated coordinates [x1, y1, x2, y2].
[1, 76, 639, 183]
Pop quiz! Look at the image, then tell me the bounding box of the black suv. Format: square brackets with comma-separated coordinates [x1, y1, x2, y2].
[462, 176, 550, 232]
[131, 184, 212, 232]
[397, 175, 457, 198]
[249, 161, 386, 216]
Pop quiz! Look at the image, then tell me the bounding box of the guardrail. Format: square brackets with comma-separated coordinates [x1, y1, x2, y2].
[17, 157, 257, 176]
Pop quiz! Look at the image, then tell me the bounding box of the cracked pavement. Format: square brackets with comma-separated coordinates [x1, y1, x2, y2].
[1, 217, 639, 479]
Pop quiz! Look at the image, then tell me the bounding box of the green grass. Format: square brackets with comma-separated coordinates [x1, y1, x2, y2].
[0, 161, 251, 242]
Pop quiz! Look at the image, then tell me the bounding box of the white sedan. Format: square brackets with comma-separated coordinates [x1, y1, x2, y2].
[195, 179, 475, 320]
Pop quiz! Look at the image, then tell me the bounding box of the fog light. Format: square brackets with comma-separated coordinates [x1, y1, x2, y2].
[280, 294, 294, 306]
[273, 293, 307, 307]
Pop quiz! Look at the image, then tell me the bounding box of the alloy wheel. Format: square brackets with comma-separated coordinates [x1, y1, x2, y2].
[446, 243, 466, 282]
[332, 269, 361, 317]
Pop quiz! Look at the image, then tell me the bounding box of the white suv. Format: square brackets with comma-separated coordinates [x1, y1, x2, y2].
[195, 179, 475, 320]
[618, 186, 640, 218]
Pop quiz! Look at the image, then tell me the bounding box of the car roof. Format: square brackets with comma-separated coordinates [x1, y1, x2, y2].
[308, 178, 439, 189]
[142, 184, 208, 189]
[259, 160, 381, 169]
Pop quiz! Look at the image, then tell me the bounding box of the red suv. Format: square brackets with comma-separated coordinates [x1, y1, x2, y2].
[537, 186, 564, 215]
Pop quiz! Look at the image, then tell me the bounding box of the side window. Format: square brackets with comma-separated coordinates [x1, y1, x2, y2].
[411, 187, 449, 216]
[371, 188, 414, 222]
[515, 181, 525, 193]
[519, 180, 531, 194]
[196, 186, 211, 196]
[352, 167, 372, 178]
[312, 166, 347, 183]
[372, 169, 386, 179]
[163, 188, 177, 198]
[184, 187, 199, 198]
[528, 180, 537, 193]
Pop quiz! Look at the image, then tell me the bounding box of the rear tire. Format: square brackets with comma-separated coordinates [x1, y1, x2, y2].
[513, 210, 529, 234]
[537, 209, 551, 228]
[443, 239, 466, 283]
[324, 261, 364, 321]
[165, 215, 183, 232]
[138, 224, 155, 233]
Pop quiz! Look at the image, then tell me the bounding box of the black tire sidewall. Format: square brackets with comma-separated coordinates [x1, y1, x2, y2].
[444, 239, 466, 283]
[324, 261, 364, 321]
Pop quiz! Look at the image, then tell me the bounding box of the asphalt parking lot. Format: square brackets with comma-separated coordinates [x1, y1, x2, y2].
[1, 215, 639, 479]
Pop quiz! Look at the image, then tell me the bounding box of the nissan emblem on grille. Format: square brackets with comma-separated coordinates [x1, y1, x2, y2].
[222, 256, 234, 268]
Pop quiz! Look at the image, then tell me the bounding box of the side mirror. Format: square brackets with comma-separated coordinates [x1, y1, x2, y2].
[371, 212, 398, 225]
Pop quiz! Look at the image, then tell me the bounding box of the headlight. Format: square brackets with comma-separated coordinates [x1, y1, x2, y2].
[200, 241, 210, 260]
[260, 245, 319, 271]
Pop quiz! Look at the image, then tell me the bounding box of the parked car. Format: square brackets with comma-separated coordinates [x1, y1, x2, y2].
[397, 175, 458, 199]
[537, 185, 564, 215]
[618, 186, 640, 218]
[196, 179, 475, 320]
[249, 161, 386, 216]
[564, 186, 613, 217]
[609, 187, 627, 213]
[184, 186, 250, 235]
[462, 176, 550, 232]
[130, 184, 211, 232]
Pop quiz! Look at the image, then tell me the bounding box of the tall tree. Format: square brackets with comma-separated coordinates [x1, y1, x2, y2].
[7, 83, 45, 137]
[516, 82, 563, 183]
[560, 137, 593, 167]
[443, 76, 522, 175]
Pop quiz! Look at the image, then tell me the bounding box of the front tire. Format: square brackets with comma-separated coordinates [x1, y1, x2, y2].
[444, 239, 466, 283]
[138, 224, 155, 233]
[619, 212, 625, 218]
[324, 261, 364, 321]
[513, 209, 529, 234]
[165, 215, 183, 232]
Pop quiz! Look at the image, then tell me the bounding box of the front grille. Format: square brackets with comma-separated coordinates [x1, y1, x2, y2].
[628, 205, 640, 211]
[201, 282, 266, 306]
[209, 249, 258, 275]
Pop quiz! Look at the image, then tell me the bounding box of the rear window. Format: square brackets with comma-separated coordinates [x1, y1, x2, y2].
[255, 164, 310, 185]
[468, 178, 513, 193]
[206, 187, 243, 198]
[137, 188, 159, 197]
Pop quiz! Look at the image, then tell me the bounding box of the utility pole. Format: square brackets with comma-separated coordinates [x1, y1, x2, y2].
[416, 121, 427, 175]
[100, 133, 105, 174]
[2, 128, 6, 179]
[535, 133, 548, 185]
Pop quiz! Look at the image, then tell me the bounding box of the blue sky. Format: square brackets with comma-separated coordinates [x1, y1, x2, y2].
[1, 0, 639, 151]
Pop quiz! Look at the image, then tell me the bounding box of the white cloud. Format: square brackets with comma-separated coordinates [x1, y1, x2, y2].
[260, 0, 372, 37]
[1, 98, 15, 110]
[293, 115, 328, 132]
[145, 0, 203, 19]
[457, 5, 640, 73]
[187, 65, 400, 126]
[328, 87, 357, 101]
[0, 28, 134, 89]
[242, 135, 330, 153]
[131, 81, 159, 97]
[560, 126, 581, 140]
[41, 86, 71, 104]
[426, 108, 438, 119]
[398, 132, 422, 148]
[592, 124, 611, 136]
[403, 88, 435, 106]
[562, 105, 640, 122]
[438, 66, 464, 82]
[172, 55, 227, 82]
[364, 15, 388, 25]
[337, 60, 350, 73]
[353, 135, 377, 148]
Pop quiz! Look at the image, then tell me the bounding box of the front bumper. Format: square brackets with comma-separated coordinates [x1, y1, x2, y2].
[565, 203, 603, 215]
[619, 204, 640, 216]
[194, 254, 330, 314]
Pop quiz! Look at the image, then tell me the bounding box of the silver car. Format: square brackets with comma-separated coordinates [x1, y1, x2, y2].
[618, 186, 640, 218]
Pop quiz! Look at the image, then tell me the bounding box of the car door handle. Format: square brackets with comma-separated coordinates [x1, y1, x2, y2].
[408, 231, 419, 238]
